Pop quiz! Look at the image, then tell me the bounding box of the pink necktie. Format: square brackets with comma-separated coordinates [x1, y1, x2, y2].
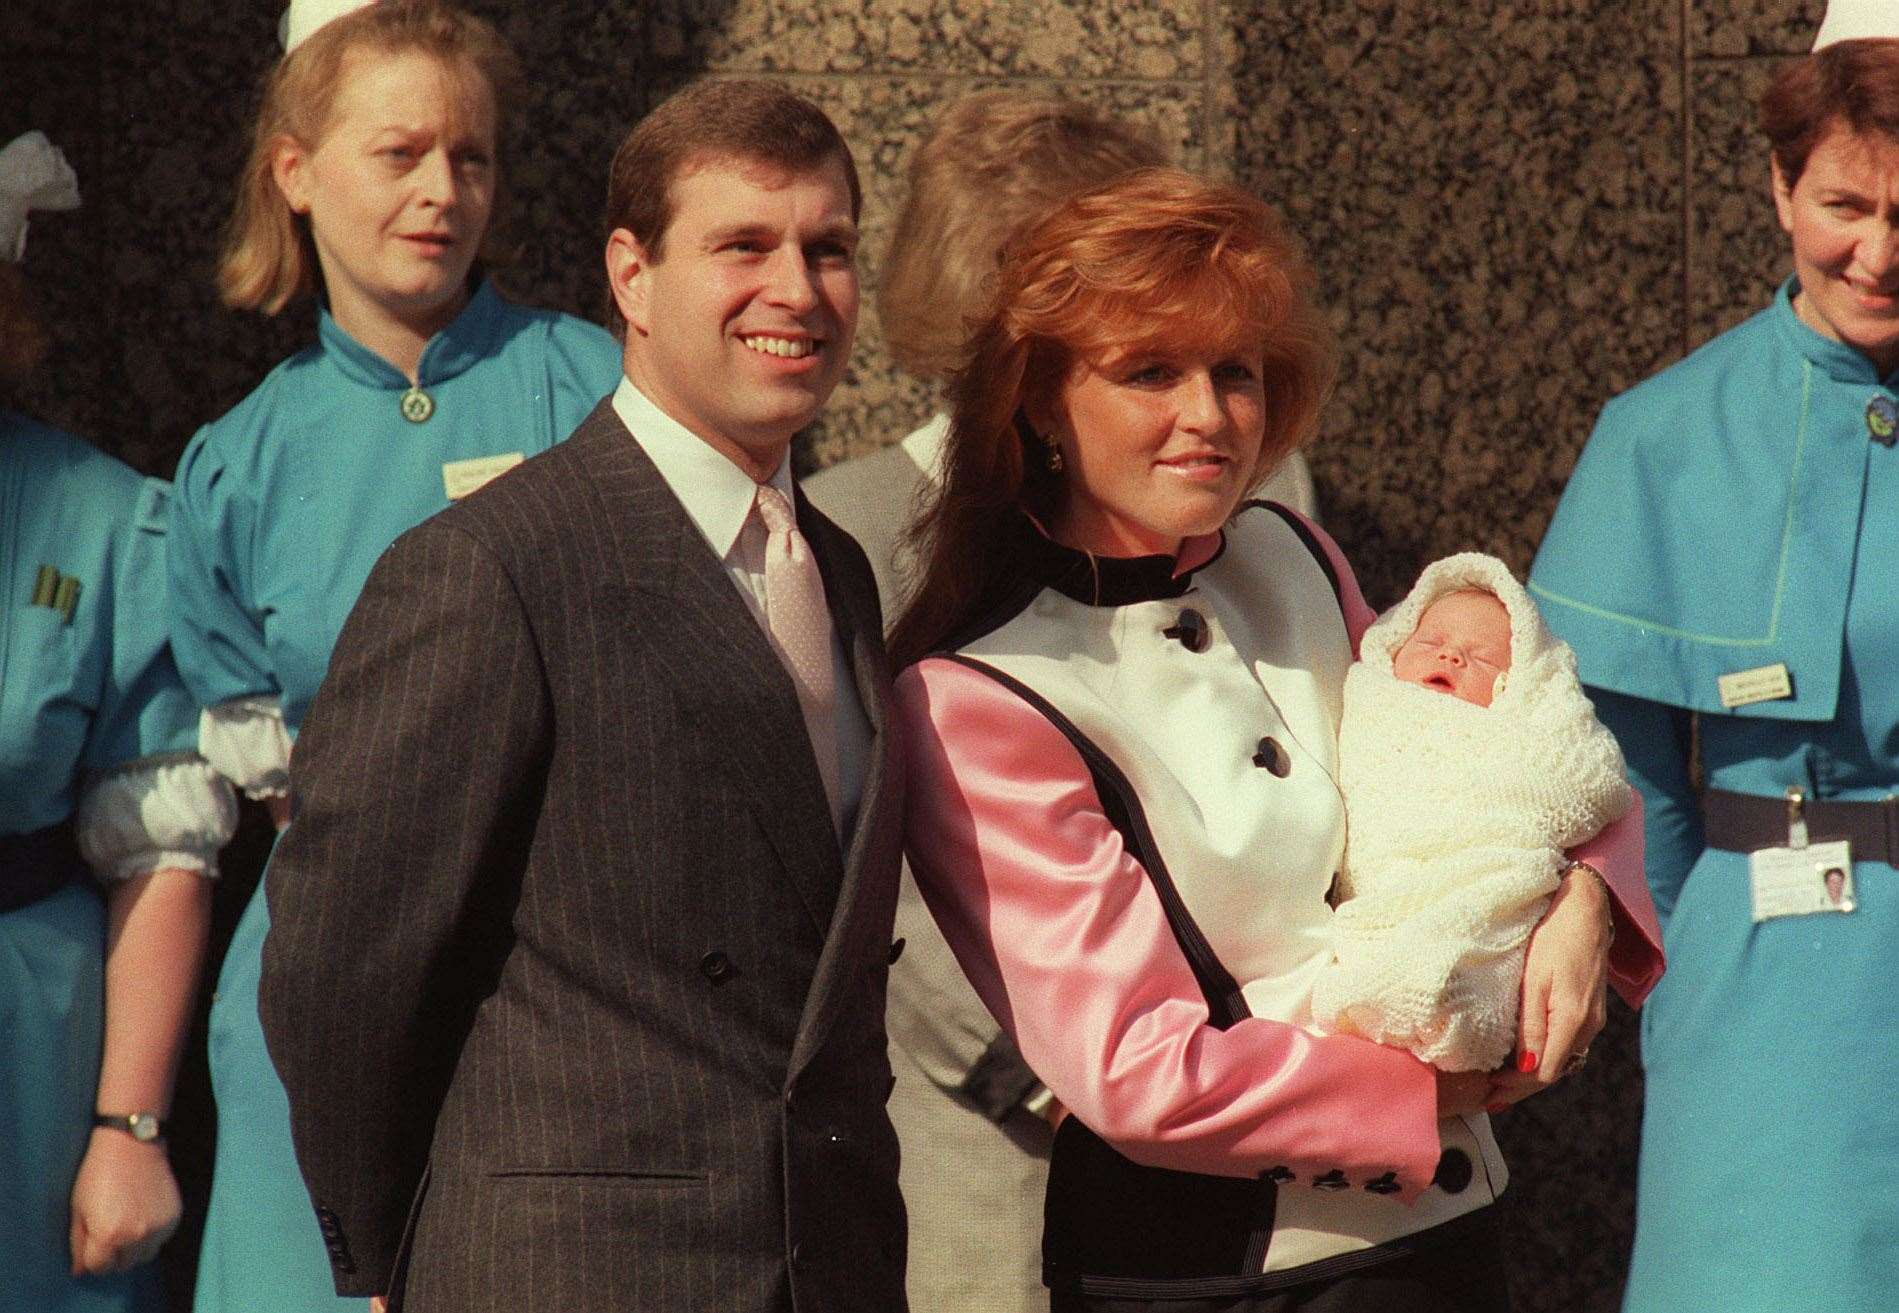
[754, 484, 841, 830]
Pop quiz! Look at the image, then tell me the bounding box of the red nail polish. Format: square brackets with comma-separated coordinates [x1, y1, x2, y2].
[1517, 1051, 1538, 1073]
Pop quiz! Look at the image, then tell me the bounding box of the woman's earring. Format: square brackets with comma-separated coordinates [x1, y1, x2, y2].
[1042, 433, 1065, 473]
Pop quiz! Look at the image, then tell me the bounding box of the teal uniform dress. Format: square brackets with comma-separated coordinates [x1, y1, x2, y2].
[1530, 280, 1899, 1312]
[168, 282, 619, 1313]
[2, 412, 232, 1313]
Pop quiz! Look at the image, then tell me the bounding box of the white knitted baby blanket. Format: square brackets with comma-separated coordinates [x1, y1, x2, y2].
[1309, 553, 1631, 1071]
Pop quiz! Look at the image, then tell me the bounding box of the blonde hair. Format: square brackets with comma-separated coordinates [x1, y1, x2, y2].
[890, 168, 1336, 668]
[878, 92, 1169, 381]
[218, 0, 520, 314]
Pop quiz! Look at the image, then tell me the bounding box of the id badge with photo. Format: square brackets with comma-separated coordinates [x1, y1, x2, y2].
[1749, 840, 1856, 922]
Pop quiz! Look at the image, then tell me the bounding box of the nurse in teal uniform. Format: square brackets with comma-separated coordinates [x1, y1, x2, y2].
[1530, 7, 1899, 1309]
[1, 134, 237, 1313]
[167, 4, 620, 1310]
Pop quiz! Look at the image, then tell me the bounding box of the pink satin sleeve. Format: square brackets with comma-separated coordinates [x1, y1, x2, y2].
[1568, 796, 1665, 1007]
[1286, 506, 1666, 1007]
[896, 658, 1443, 1200]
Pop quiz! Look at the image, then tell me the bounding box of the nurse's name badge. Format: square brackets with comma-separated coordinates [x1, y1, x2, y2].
[1717, 662, 1792, 709]
[1749, 787, 1855, 923]
[443, 452, 525, 501]
[400, 385, 435, 424]
[1868, 395, 1898, 447]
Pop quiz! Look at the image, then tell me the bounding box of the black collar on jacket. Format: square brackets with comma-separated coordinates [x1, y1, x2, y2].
[938, 510, 1229, 656]
[1009, 511, 1225, 607]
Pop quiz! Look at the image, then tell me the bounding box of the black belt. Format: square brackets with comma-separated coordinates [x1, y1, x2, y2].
[1702, 788, 1899, 865]
[0, 820, 86, 914]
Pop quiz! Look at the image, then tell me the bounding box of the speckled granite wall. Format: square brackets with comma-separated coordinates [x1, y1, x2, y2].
[0, 3, 1827, 1311]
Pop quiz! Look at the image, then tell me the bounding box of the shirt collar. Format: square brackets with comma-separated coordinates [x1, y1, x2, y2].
[1772, 275, 1899, 387]
[317, 277, 509, 391]
[611, 376, 790, 560]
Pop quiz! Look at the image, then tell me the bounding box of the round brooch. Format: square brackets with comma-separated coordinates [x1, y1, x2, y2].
[1866, 395, 1897, 446]
[401, 386, 435, 424]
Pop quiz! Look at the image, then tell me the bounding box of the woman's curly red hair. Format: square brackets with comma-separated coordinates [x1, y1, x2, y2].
[890, 167, 1335, 667]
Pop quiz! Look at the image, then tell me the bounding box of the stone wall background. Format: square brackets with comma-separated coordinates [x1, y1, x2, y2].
[1, 2, 1824, 1309]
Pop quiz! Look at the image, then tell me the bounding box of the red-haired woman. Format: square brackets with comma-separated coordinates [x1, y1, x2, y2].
[891, 168, 1664, 1311]
[1531, 7, 1899, 1309]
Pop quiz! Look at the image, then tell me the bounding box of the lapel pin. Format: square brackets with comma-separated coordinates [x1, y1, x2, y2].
[1866, 396, 1897, 447]
[401, 385, 435, 424]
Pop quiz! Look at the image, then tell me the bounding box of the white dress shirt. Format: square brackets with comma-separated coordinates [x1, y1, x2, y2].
[612, 378, 872, 837]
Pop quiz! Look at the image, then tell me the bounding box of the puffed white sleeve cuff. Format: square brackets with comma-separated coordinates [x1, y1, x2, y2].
[77, 753, 239, 883]
[200, 696, 293, 799]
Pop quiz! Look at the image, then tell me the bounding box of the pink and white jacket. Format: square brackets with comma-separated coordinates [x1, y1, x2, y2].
[896, 502, 1663, 1300]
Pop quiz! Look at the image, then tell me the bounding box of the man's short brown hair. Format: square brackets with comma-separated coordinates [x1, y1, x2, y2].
[604, 79, 860, 331]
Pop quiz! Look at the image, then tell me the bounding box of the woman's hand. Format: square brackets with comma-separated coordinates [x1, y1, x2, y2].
[68, 1128, 182, 1275]
[1487, 864, 1612, 1110]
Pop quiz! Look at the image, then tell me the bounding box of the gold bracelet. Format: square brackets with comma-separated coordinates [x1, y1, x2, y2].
[1562, 860, 1615, 945]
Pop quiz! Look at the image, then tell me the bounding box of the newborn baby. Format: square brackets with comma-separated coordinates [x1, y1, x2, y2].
[1309, 553, 1631, 1072]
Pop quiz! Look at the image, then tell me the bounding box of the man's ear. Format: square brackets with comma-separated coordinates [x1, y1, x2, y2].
[272, 135, 313, 215]
[605, 228, 654, 336]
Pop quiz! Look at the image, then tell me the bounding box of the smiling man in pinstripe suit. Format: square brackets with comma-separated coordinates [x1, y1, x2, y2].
[257, 80, 907, 1313]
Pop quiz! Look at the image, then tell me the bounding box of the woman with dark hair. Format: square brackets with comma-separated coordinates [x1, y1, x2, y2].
[1530, 5, 1899, 1309]
[894, 166, 1664, 1312]
[166, 2, 618, 1309]
[0, 132, 236, 1313]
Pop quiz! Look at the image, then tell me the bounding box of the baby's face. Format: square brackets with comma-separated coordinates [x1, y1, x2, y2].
[1390, 590, 1512, 707]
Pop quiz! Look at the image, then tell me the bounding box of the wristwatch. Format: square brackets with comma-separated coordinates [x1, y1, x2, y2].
[93, 1111, 165, 1142]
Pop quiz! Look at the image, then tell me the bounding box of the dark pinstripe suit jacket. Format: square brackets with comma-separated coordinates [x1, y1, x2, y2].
[258, 399, 908, 1312]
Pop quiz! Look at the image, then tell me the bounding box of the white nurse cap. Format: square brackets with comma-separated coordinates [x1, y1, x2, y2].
[280, 0, 378, 53]
[1814, 0, 1899, 50]
[0, 132, 80, 263]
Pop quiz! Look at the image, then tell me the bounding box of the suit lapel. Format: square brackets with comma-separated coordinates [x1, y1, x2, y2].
[571, 404, 843, 937]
